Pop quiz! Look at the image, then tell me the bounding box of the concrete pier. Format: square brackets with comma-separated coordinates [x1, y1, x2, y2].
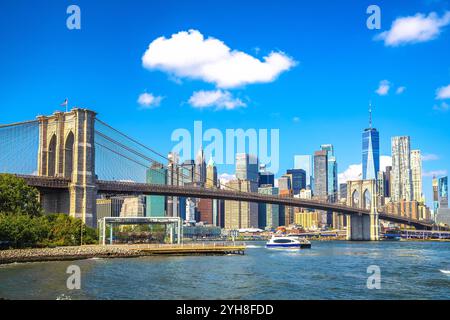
[0, 243, 246, 265]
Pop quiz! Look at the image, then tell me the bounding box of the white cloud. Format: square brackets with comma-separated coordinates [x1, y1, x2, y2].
[396, 86, 406, 94]
[375, 80, 390, 96]
[375, 11, 450, 46]
[380, 155, 392, 169]
[436, 84, 450, 100]
[137, 92, 163, 108]
[423, 170, 448, 177]
[433, 102, 450, 112]
[219, 173, 236, 187]
[338, 156, 392, 184]
[142, 29, 296, 88]
[188, 90, 246, 110]
[292, 116, 300, 123]
[422, 153, 439, 161]
[338, 163, 362, 184]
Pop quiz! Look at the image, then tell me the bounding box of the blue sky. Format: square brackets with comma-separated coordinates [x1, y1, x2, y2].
[1, 0, 450, 206]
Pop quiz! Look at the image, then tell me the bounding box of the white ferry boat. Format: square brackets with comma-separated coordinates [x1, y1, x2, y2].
[266, 236, 311, 249]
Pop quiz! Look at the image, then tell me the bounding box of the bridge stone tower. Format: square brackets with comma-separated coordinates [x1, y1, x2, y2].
[346, 179, 379, 241]
[37, 108, 97, 226]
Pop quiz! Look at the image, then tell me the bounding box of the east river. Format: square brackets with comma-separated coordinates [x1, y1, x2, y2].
[1, 241, 450, 300]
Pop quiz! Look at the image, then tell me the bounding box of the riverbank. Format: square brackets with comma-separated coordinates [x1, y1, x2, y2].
[0, 245, 140, 265]
[0, 243, 246, 265]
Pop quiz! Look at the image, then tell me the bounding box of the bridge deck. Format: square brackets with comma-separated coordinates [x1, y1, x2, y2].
[129, 243, 245, 255]
[13, 174, 437, 230]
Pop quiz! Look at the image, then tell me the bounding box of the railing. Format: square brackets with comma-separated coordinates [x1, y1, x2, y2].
[14, 174, 70, 188]
[13, 174, 438, 229]
[125, 242, 245, 249]
[96, 180, 370, 215]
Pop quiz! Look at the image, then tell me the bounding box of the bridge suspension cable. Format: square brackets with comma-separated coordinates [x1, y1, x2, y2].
[0, 120, 39, 175]
[0, 119, 39, 129]
[94, 118, 248, 194]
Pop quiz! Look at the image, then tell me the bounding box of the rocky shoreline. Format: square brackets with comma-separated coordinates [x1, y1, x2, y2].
[0, 245, 142, 265]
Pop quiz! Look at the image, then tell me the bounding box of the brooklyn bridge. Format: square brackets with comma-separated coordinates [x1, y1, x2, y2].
[0, 108, 437, 241]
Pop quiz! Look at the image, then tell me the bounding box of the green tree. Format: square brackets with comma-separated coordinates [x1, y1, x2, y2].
[0, 174, 42, 216]
[0, 214, 49, 248]
[0, 174, 98, 248]
[45, 214, 97, 246]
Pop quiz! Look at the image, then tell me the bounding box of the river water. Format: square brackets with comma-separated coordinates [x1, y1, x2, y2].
[1, 241, 450, 300]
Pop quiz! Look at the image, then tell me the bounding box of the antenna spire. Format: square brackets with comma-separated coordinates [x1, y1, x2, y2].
[368, 101, 372, 129]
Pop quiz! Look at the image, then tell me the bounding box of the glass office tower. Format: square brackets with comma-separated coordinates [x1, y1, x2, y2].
[439, 176, 448, 208]
[286, 169, 306, 195]
[236, 153, 259, 183]
[259, 164, 275, 187]
[320, 144, 338, 202]
[362, 128, 380, 180]
[362, 104, 380, 180]
[294, 155, 313, 189]
[145, 163, 167, 217]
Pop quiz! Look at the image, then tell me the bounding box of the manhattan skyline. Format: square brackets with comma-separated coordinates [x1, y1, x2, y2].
[1, 0, 450, 207]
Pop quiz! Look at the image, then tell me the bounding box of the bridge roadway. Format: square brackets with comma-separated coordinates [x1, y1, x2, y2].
[16, 174, 435, 230]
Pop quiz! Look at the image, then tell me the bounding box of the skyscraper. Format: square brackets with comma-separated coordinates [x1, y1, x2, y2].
[97, 197, 124, 220]
[258, 185, 280, 230]
[195, 148, 206, 186]
[180, 160, 195, 185]
[259, 164, 275, 187]
[438, 176, 448, 208]
[197, 198, 213, 224]
[433, 176, 439, 213]
[145, 163, 167, 217]
[206, 156, 218, 188]
[321, 144, 338, 202]
[391, 136, 413, 202]
[278, 175, 292, 193]
[385, 166, 392, 198]
[201, 157, 219, 225]
[314, 150, 329, 226]
[120, 196, 146, 217]
[224, 179, 258, 229]
[313, 150, 328, 198]
[167, 152, 180, 217]
[410, 150, 423, 202]
[224, 154, 259, 230]
[339, 183, 348, 201]
[435, 176, 450, 225]
[179, 159, 195, 220]
[294, 155, 313, 189]
[377, 171, 385, 199]
[362, 104, 380, 180]
[236, 153, 259, 183]
[286, 169, 306, 195]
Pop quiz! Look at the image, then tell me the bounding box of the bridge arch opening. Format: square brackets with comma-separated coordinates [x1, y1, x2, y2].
[64, 131, 74, 179]
[352, 190, 359, 208]
[363, 189, 372, 210]
[47, 134, 57, 176]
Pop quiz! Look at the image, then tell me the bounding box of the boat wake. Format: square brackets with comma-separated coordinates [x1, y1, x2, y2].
[439, 270, 450, 275]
